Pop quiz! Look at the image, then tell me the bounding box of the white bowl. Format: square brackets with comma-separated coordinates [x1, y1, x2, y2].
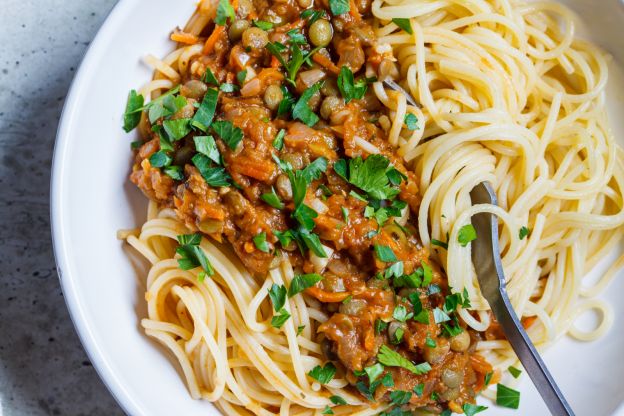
[51, 0, 624, 415]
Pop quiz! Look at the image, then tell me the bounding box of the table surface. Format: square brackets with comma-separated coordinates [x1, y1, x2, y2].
[0, 0, 124, 414]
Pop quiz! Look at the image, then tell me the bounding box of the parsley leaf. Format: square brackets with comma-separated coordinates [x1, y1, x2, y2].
[293, 203, 318, 231]
[191, 154, 231, 186]
[404, 113, 418, 130]
[463, 404, 489, 416]
[164, 165, 184, 180]
[163, 118, 192, 141]
[519, 226, 530, 240]
[330, 395, 347, 405]
[149, 150, 172, 168]
[253, 232, 270, 253]
[193, 88, 219, 131]
[508, 366, 522, 378]
[273, 129, 286, 150]
[261, 188, 284, 209]
[433, 307, 451, 324]
[292, 82, 322, 126]
[329, 0, 350, 15]
[219, 83, 239, 93]
[393, 305, 412, 322]
[431, 238, 448, 249]
[123, 90, 144, 132]
[212, 120, 243, 150]
[321, 406, 334, 415]
[337, 66, 368, 103]
[215, 0, 235, 25]
[497, 384, 520, 409]
[458, 224, 477, 246]
[203, 68, 219, 86]
[277, 86, 295, 116]
[288, 273, 323, 297]
[389, 390, 412, 406]
[413, 383, 424, 397]
[176, 234, 214, 277]
[364, 363, 384, 383]
[377, 345, 431, 375]
[375, 319, 388, 335]
[194, 135, 220, 164]
[236, 69, 247, 84]
[308, 363, 336, 384]
[301, 9, 327, 24]
[374, 244, 397, 262]
[268, 283, 287, 311]
[253, 20, 273, 30]
[346, 155, 400, 200]
[425, 334, 436, 348]
[271, 309, 291, 328]
[484, 371, 493, 386]
[392, 18, 413, 34]
[301, 157, 328, 183]
[297, 227, 327, 257]
[385, 261, 404, 279]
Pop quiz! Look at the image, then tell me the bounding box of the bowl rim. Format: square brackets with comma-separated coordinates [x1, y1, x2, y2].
[50, 0, 144, 414]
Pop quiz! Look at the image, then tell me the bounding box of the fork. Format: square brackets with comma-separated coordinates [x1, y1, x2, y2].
[470, 182, 575, 416]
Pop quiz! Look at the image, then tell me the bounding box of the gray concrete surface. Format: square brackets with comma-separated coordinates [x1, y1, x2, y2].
[0, 1, 124, 415]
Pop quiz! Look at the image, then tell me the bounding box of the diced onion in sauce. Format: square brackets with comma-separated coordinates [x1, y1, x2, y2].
[240, 77, 261, 97]
[310, 198, 329, 214]
[310, 244, 334, 273]
[395, 205, 409, 226]
[299, 69, 326, 88]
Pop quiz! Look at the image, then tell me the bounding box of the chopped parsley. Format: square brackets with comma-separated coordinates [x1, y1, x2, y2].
[413, 383, 424, 397]
[236, 69, 247, 84]
[363, 363, 384, 383]
[164, 165, 184, 180]
[277, 86, 295, 117]
[215, 0, 235, 25]
[389, 390, 412, 406]
[508, 365, 522, 378]
[341, 207, 349, 223]
[253, 20, 273, 30]
[337, 66, 369, 103]
[253, 232, 270, 253]
[431, 238, 448, 249]
[272, 129, 285, 150]
[163, 118, 192, 141]
[268, 283, 287, 311]
[384, 261, 404, 279]
[433, 307, 451, 324]
[392, 18, 413, 35]
[308, 363, 336, 384]
[329, 0, 350, 15]
[148, 150, 172, 168]
[203, 68, 219, 86]
[463, 404, 489, 416]
[292, 82, 322, 126]
[519, 226, 530, 240]
[404, 113, 418, 130]
[176, 234, 214, 277]
[192, 154, 230, 186]
[288, 273, 323, 297]
[497, 383, 520, 409]
[219, 83, 238, 93]
[458, 224, 477, 246]
[122, 90, 144, 132]
[321, 406, 334, 415]
[425, 334, 436, 348]
[194, 135, 220, 164]
[297, 325, 305, 335]
[336, 154, 401, 200]
[484, 371, 493, 386]
[374, 319, 388, 335]
[261, 188, 284, 209]
[374, 244, 397, 262]
[300, 9, 327, 24]
[329, 395, 347, 405]
[271, 309, 291, 328]
[212, 120, 243, 150]
[393, 305, 413, 322]
[377, 345, 431, 375]
[191, 88, 218, 132]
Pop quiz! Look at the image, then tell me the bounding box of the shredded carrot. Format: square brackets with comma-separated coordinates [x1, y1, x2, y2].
[270, 55, 281, 69]
[312, 53, 340, 75]
[171, 30, 199, 45]
[257, 68, 284, 83]
[305, 287, 351, 303]
[232, 0, 239, 10]
[470, 354, 494, 374]
[364, 327, 376, 350]
[231, 157, 276, 182]
[285, 19, 305, 31]
[522, 315, 538, 329]
[244, 241, 255, 253]
[448, 401, 463, 414]
[349, 0, 362, 22]
[203, 25, 225, 54]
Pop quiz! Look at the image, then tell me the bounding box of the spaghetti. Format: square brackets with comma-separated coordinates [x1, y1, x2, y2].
[120, 0, 624, 414]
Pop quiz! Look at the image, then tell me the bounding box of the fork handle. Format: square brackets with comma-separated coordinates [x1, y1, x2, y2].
[490, 292, 576, 416]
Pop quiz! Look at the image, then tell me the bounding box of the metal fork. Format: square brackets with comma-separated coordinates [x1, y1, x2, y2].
[470, 182, 575, 416]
